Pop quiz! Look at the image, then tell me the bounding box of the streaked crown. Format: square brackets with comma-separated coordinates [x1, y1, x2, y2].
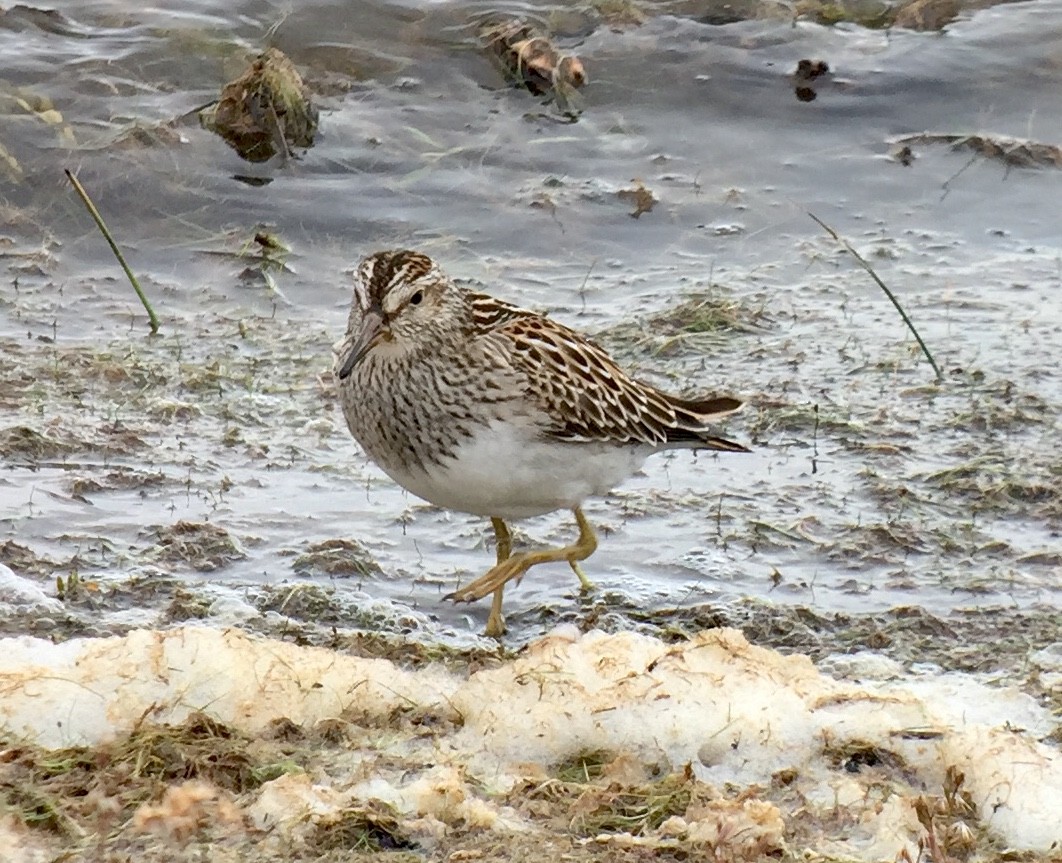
[355, 249, 437, 310]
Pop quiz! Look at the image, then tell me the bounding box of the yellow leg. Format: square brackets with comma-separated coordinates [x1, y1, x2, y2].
[492, 517, 512, 563]
[447, 507, 598, 610]
[485, 517, 512, 638]
[570, 560, 595, 592]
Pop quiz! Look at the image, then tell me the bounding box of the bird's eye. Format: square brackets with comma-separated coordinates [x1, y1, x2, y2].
[409, 290, 423, 306]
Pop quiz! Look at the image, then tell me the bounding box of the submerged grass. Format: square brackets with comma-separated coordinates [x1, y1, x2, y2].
[599, 287, 770, 360]
[291, 537, 383, 578]
[919, 455, 1061, 520]
[151, 520, 247, 572]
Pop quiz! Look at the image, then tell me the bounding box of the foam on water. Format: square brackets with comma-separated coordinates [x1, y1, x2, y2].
[0, 626, 1057, 857]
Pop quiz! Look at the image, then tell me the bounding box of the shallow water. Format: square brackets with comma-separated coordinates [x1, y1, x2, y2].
[0, 0, 1059, 643]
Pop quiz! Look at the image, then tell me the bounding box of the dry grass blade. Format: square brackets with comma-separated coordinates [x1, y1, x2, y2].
[809, 212, 942, 381]
[65, 168, 160, 334]
[895, 132, 1062, 169]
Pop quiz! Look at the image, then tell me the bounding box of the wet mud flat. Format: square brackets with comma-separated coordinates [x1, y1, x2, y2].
[1, 0, 1062, 860]
[1, 265, 1058, 634]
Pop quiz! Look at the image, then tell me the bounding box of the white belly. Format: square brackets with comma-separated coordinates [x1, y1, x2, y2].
[378, 420, 650, 519]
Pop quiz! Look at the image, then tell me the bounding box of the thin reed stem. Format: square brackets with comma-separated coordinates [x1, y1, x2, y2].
[810, 212, 942, 381]
[65, 168, 160, 334]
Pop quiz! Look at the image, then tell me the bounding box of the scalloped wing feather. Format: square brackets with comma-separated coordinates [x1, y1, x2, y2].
[477, 301, 747, 451]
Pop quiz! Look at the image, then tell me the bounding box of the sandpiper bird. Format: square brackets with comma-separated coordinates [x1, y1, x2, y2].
[333, 250, 749, 637]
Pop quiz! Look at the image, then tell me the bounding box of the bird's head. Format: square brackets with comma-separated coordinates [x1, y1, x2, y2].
[334, 249, 463, 378]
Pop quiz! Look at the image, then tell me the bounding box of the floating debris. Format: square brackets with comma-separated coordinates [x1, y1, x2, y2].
[591, 0, 648, 29]
[793, 58, 830, 103]
[479, 18, 586, 113]
[617, 179, 656, 218]
[0, 4, 79, 35]
[891, 142, 915, 165]
[199, 47, 318, 163]
[892, 0, 961, 30]
[893, 132, 1062, 169]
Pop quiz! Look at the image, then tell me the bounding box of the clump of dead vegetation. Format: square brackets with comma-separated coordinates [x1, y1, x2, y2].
[588, 0, 648, 28]
[0, 419, 149, 462]
[0, 424, 76, 460]
[506, 754, 687, 836]
[506, 752, 784, 857]
[534, 0, 979, 32]
[291, 537, 382, 579]
[904, 767, 987, 863]
[890, 0, 961, 30]
[252, 582, 353, 628]
[331, 629, 506, 671]
[68, 468, 168, 500]
[794, 0, 960, 30]
[150, 520, 247, 572]
[479, 17, 586, 114]
[919, 455, 1060, 522]
[0, 540, 65, 578]
[199, 47, 318, 162]
[616, 179, 657, 218]
[307, 800, 416, 853]
[0, 713, 271, 843]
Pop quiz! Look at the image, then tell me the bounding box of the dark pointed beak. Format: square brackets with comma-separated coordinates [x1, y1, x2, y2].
[337, 307, 386, 379]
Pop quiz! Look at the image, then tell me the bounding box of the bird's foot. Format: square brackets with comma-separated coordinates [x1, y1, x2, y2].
[445, 507, 599, 637]
[484, 617, 506, 638]
[570, 560, 595, 593]
[445, 553, 537, 604]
